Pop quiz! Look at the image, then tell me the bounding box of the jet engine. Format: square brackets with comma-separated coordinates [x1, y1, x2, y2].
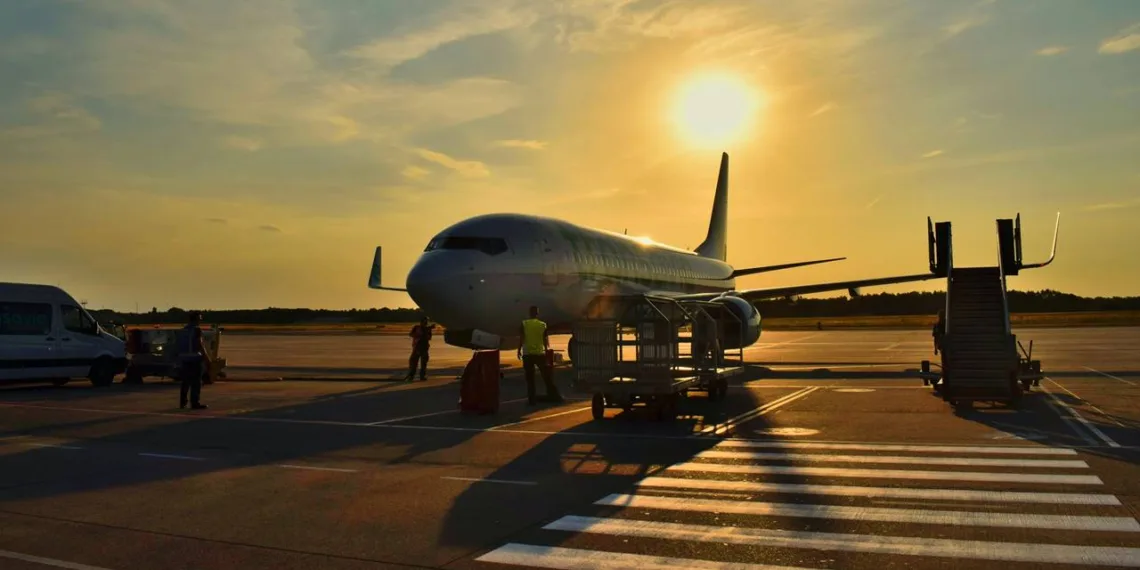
[710, 294, 763, 349]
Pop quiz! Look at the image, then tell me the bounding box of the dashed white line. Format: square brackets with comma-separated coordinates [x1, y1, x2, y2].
[667, 461, 1105, 485]
[277, 464, 358, 473]
[1083, 366, 1137, 386]
[694, 449, 1089, 469]
[0, 549, 116, 570]
[713, 440, 1079, 455]
[138, 453, 204, 461]
[440, 476, 538, 486]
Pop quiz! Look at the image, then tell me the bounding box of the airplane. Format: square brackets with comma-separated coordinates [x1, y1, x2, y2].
[369, 152, 1058, 356]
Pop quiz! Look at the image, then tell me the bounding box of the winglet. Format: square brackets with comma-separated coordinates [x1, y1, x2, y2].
[1021, 212, 1060, 269]
[695, 152, 729, 261]
[368, 246, 408, 292]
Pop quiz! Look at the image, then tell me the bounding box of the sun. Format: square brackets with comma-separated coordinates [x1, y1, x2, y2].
[671, 72, 761, 149]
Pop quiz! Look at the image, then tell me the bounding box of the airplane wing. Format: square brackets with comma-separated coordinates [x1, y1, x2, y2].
[664, 272, 942, 303]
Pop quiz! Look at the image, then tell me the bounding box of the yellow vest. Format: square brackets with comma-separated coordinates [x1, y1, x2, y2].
[521, 318, 547, 355]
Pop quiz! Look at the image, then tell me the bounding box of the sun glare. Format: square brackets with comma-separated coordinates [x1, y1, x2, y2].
[671, 72, 761, 149]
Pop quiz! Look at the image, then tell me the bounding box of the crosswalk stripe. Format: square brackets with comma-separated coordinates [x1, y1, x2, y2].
[543, 516, 1140, 567]
[714, 441, 1078, 455]
[634, 476, 1123, 505]
[694, 450, 1090, 469]
[667, 461, 1105, 485]
[595, 493, 1140, 532]
[476, 543, 815, 570]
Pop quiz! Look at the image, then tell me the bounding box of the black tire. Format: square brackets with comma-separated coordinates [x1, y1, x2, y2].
[51, 378, 69, 387]
[591, 393, 604, 420]
[89, 357, 115, 387]
[567, 337, 577, 363]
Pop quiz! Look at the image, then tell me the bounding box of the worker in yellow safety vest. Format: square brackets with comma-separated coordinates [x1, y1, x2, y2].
[518, 305, 563, 406]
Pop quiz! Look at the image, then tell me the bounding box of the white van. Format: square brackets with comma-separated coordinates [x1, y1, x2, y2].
[0, 282, 127, 386]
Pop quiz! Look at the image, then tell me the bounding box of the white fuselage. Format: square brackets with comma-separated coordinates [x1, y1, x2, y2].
[405, 213, 737, 344]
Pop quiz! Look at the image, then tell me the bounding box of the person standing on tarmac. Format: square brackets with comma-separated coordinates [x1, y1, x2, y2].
[933, 309, 945, 356]
[518, 305, 563, 406]
[178, 312, 210, 410]
[407, 316, 433, 382]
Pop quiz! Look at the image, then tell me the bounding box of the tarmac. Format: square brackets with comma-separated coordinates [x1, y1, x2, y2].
[1, 326, 1138, 569]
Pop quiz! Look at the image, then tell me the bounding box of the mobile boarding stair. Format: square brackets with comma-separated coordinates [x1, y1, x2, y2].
[920, 214, 1056, 407]
[571, 294, 745, 421]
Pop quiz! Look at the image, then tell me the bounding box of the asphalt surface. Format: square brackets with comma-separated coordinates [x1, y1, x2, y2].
[1, 327, 1138, 569]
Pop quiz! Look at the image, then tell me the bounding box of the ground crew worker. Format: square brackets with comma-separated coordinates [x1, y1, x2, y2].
[407, 316, 433, 382]
[178, 311, 210, 410]
[933, 309, 945, 355]
[518, 305, 563, 406]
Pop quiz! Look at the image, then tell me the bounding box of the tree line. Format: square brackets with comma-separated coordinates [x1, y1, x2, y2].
[89, 289, 1138, 325]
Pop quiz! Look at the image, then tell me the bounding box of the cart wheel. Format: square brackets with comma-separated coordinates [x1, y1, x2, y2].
[591, 393, 604, 420]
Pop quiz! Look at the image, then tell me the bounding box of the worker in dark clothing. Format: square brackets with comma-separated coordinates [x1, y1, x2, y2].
[407, 316, 433, 382]
[518, 306, 563, 406]
[933, 309, 945, 355]
[178, 311, 210, 410]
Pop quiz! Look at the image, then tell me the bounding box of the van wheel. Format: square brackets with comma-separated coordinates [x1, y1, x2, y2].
[89, 358, 115, 387]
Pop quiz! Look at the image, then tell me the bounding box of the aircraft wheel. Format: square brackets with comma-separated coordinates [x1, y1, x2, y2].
[591, 393, 604, 420]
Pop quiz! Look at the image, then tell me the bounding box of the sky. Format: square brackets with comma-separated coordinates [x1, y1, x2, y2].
[2, 0, 1139, 312]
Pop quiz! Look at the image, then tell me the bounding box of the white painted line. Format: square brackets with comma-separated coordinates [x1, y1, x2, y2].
[878, 342, 901, 351]
[24, 442, 82, 450]
[477, 543, 811, 570]
[369, 399, 528, 426]
[1047, 377, 1127, 428]
[635, 476, 1122, 505]
[1043, 379, 1121, 448]
[595, 494, 1140, 532]
[277, 464, 358, 473]
[694, 449, 1089, 469]
[490, 406, 593, 430]
[1040, 387, 1099, 446]
[715, 437, 1080, 456]
[441, 476, 538, 486]
[1083, 366, 1137, 386]
[138, 453, 204, 461]
[751, 333, 822, 349]
[544, 516, 1140, 566]
[667, 462, 1105, 485]
[698, 387, 819, 436]
[0, 549, 115, 570]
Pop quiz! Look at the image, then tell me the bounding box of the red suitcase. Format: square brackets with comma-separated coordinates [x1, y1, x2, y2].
[458, 350, 500, 414]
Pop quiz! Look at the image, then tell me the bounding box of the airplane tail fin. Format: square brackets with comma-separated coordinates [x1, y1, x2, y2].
[694, 152, 729, 261]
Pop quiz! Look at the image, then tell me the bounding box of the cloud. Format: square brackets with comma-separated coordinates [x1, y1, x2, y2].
[1036, 46, 1069, 56]
[1083, 198, 1140, 212]
[222, 136, 263, 152]
[942, 0, 995, 40]
[865, 195, 885, 210]
[1100, 23, 1140, 54]
[922, 150, 944, 159]
[1, 92, 102, 139]
[259, 225, 283, 233]
[416, 148, 490, 178]
[808, 102, 837, 118]
[206, 218, 228, 225]
[494, 139, 548, 150]
[402, 165, 431, 180]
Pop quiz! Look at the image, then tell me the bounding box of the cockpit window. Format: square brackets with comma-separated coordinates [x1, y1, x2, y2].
[424, 236, 508, 256]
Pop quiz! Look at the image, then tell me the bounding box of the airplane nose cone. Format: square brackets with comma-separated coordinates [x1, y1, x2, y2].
[405, 256, 448, 314]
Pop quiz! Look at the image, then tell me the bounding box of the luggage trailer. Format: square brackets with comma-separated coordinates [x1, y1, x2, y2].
[571, 294, 745, 421]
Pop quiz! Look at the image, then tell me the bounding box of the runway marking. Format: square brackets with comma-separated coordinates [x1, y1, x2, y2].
[1, 401, 1134, 448]
[0, 549, 115, 570]
[368, 398, 529, 425]
[23, 442, 82, 450]
[543, 516, 1140, 567]
[440, 476, 538, 486]
[1083, 366, 1137, 386]
[694, 449, 1089, 469]
[714, 439, 1079, 455]
[489, 406, 593, 430]
[277, 464, 358, 473]
[1042, 379, 1121, 448]
[698, 387, 819, 436]
[878, 342, 901, 351]
[749, 333, 822, 349]
[667, 462, 1105, 485]
[595, 494, 1139, 532]
[138, 453, 204, 461]
[1047, 377, 1127, 428]
[635, 476, 1122, 505]
[477, 543, 811, 570]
